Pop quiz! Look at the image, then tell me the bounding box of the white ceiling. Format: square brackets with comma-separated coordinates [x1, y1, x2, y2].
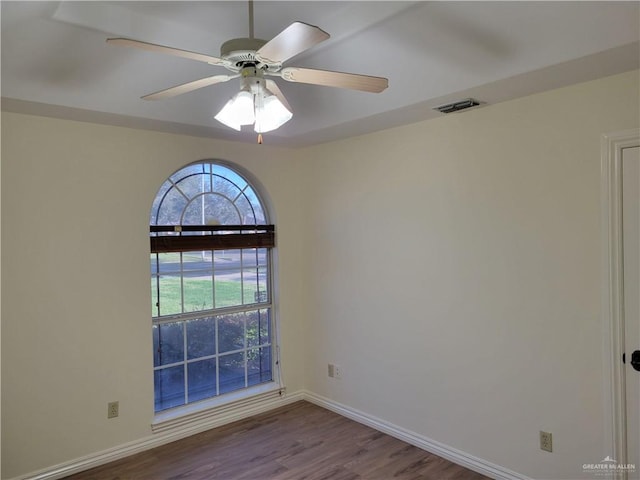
[2, 1, 639, 147]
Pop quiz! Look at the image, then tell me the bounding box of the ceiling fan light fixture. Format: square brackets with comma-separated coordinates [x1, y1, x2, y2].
[254, 91, 293, 133]
[214, 90, 255, 130]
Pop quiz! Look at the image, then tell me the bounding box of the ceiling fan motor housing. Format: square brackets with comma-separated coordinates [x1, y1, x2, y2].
[220, 38, 272, 69]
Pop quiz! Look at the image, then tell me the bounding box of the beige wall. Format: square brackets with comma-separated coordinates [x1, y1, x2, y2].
[302, 70, 639, 480]
[1, 69, 639, 479]
[0, 117, 307, 477]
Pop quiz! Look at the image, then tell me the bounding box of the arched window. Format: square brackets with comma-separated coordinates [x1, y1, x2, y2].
[150, 161, 276, 413]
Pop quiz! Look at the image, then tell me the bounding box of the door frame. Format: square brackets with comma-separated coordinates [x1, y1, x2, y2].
[602, 128, 640, 479]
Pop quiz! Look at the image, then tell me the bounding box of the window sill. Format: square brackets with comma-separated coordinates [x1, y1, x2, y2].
[151, 382, 285, 434]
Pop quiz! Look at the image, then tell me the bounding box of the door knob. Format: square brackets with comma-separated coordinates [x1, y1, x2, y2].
[631, 350, 640, 372]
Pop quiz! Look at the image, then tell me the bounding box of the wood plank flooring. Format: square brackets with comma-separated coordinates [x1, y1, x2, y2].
[63, 401, 490, 480]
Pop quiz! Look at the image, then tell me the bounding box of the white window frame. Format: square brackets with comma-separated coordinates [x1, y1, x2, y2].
[149, 161, 282, 427]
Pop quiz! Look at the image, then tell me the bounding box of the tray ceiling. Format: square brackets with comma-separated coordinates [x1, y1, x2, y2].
[2, 1, 638, 147]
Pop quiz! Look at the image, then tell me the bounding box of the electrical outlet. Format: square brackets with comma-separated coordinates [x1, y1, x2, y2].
[328, 364, 342, 379]
[540, 431, 552, 452]
[107, 401, 119, 419]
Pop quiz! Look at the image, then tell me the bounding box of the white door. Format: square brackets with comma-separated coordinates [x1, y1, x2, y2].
[623, 145, 640, 479]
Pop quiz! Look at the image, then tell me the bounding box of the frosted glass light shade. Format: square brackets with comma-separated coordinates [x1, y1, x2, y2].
[254, 94, 293, 133]
[214, 91, 255, 130]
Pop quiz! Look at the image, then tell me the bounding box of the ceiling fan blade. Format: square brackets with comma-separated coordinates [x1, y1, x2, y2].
[279, 67, 389, 93]
[265, 79, 292, 112]
[142, 75, 237, 100]
[106, 38, 224, 66]
[255, 22, 329, 64]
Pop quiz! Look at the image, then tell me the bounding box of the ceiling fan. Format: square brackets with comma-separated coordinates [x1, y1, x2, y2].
[106, 1, 388, 139]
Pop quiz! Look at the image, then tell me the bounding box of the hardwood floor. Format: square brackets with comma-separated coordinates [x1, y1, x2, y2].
[63, 401, 490, 480]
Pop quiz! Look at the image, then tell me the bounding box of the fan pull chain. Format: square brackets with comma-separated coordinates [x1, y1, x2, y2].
[257, 133, 263, 144]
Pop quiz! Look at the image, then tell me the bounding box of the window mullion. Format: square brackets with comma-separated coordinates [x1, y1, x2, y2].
[255, 248, 260, 304]
[215, 317, 220, 396]
[240, 247, 245, 306]
[153, 303, 270, 325]
[183, 321, 188, 405]
[180, 252, 188, 406]
[212, 249, 217, 310]
[244, 315, 248, 388]
[179, 252, 185, 314]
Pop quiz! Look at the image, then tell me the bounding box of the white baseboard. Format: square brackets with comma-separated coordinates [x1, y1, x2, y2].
[10, 389, 530, 480]
[9, 390, 304, 480]
[302, 390, 533, 480]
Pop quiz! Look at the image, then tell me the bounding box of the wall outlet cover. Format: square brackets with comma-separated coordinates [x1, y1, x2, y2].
[108, 401, 119, 419]
[540, 431, 552, 452]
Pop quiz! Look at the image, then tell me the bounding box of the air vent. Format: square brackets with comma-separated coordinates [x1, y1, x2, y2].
[434, 98, 480, 114]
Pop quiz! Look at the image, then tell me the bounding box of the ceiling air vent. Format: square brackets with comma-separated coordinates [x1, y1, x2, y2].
[434, 98, 480, 114]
